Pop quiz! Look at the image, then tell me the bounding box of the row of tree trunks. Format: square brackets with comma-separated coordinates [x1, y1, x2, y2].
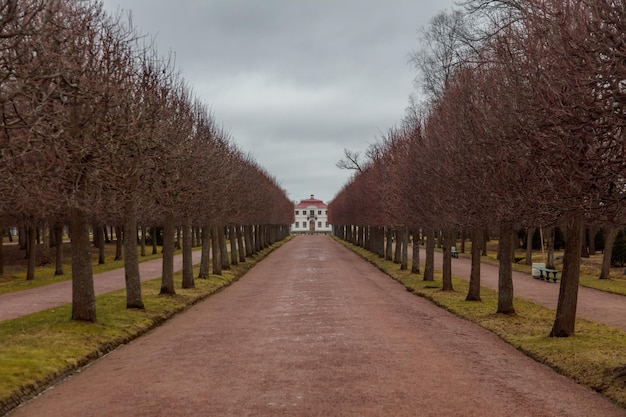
[16, 218, 209, 287]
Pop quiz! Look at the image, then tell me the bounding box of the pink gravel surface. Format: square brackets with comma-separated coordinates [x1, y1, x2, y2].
[8, 235, 626, 416]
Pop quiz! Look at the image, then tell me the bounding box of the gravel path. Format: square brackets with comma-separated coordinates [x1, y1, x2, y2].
[9, 235, 625, 416]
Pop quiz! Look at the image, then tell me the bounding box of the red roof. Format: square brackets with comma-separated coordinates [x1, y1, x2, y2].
[295, 195, 327, 209]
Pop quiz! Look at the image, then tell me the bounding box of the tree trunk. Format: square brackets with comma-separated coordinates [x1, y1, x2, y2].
[198, 226, 210, 279]
[174, 226, 181, 250]
[251, 225, 258, 252]
[0, 226, 4, 277]
[140, 225, 146, 257]
[581, 228, 590, 258]
[393, 230, 402, 264]
[385, 227, 393, 261]
[588, 226, 597, 256]
[211, 224, 222, 275]
[482, 229, 489, 256]
[442, 228, 454, 291]
[466, 227, 482, 301]
[371, 226, 380, 257]
[424, 229, 435, 281]
[192, 227, 198, 247]
[236, 225, 246, 263]
[219, 224, 230, 270]
[599, 227, 618, 280]
[114, 226, 123, 261]
[95, 224, 105, 265]
[244, 225, 254, 257]
[41, 221, 50, 265]
[70, 208, 96, 322]
[160, 212, 176, 295]
[19, 226, 26, 250]
[411, 229, 420, 274]
[229, 225, 238, 266]
[401, 228, 408, 270]
[54, 225, 64, 276]
[546, 227, 556, 269]
[182, 220, 194, 289]
[525, 227, 535, 266]
[550, 212, 583, 337]
[123, 205, 144, 309]
[26, 222, 36, 281]
[151, 226, 158, 255]
[497, 222, 515, 315]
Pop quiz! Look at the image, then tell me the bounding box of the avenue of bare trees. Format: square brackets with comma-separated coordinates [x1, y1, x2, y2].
[329, 0, 626, 338]
[0, 1, 293, 322]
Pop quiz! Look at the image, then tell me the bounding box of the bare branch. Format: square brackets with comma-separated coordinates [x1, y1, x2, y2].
[336, 148, 363, 172]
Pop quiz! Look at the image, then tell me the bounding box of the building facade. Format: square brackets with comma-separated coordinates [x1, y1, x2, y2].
[291, 195, 331, 234]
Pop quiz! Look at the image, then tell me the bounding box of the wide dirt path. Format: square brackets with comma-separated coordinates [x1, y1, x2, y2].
[9, 236, 625, 417]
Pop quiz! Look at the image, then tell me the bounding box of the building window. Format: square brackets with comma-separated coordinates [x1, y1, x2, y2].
[295, 210, 299, 215]
[310, 210, 314, 215]
[326, 222, 329, 227]
[318, 221, 322, 228]
[295, 222, 299, 228]
[318, 210, 322, 215]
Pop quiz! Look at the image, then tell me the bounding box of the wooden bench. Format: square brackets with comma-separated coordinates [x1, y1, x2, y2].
[535, 266, 559, 282]
[451, 246, 459, 258]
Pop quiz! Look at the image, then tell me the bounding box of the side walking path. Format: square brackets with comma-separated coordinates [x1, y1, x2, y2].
[420, 249, 626, 332]
[0, 251, 202, 322]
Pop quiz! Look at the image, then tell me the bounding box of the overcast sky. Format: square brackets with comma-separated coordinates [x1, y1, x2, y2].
[100, 0, 457, 204]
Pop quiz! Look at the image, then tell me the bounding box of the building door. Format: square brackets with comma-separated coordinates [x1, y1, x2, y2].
[309, 220, 315, 231]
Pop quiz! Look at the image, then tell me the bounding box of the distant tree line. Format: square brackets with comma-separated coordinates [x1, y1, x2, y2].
[0, 0, 293, 322]
[329, 0, 626, 338]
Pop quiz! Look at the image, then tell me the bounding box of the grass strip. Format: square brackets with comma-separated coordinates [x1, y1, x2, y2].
[0, 237, 290, 415]
[340, 239, 626, 410]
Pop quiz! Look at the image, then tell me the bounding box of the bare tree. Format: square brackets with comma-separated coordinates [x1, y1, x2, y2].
[336, 148, 365, 172]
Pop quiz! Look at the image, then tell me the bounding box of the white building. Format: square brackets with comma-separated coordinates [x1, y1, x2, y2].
[291, 195, 331, 234]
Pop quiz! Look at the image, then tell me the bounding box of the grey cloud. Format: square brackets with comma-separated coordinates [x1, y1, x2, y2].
[102, 0, 455, 200]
